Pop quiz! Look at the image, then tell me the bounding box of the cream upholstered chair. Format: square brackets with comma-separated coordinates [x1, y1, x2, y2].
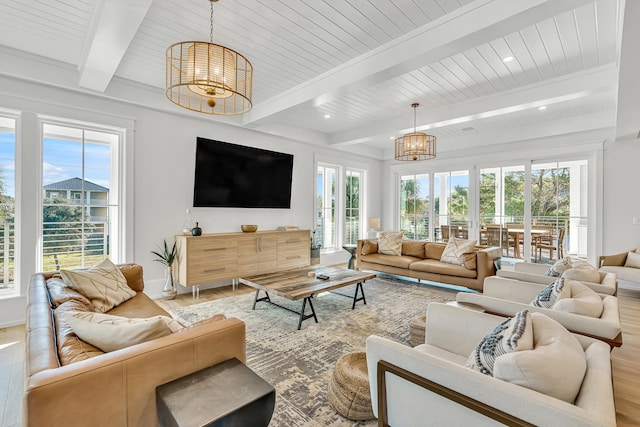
[458, 276, 622, 347]
[366, 303, 615, 427]
[598, 248, 640, 290]
[497, 261, 617, 296]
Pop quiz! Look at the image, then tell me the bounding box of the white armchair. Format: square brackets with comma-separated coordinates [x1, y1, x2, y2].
[458, 276, 622, 347]
[366, 303, 616, 427]
[497, 262, 617, 295]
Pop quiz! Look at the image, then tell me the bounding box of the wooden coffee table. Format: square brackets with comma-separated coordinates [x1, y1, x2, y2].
[239, 265, 376, 330]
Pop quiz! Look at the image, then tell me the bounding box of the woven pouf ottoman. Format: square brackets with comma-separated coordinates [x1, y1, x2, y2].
[327, 352, 374, 421]
[409, 314, 426, 347]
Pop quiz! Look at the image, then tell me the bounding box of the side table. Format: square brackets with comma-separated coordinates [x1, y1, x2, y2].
[156, 358, 275, 427]
[342, 244, 357, 269]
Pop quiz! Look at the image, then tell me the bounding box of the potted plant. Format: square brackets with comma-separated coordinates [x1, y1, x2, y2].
[310, 230, 321, 265]
[151, 239, 178, 299]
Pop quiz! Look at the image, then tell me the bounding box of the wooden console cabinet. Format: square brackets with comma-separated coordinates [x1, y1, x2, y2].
[175, 230, 310, 295]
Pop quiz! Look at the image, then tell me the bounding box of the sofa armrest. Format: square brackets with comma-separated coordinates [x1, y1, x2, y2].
[25, 317, 246, 427]
[424, 302, 505, 356]
[482, 276, 546, 302]
[496, 269, 555, 285]
[475, 248, 499, 282]
[366, 335, 613, 427]
[598, 251, 628, 267]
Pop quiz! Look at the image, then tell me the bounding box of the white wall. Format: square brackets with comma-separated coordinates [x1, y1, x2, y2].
[602, 137, 640, 253]
[0, 75, 383, 326]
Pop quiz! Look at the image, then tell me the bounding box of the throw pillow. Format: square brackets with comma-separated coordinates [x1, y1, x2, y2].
[561, 264, 600, 283]
[60, 258, 137, 313]
[624, 251, 640, 269]
[552, 281, 604, 318]
[543, 257, 572, 277]
[360, 239, 378, 255]
[63, 311, 183, 352]
[46, 278, 93, 309]
[378, 231, 403, 256]
[440, 237, 477, 266]
[466, 309, 533, 375]
[531, 278, 569, 309]
[493, 312, 587, 403]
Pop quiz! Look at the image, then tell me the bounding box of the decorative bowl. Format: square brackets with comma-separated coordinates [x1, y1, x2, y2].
[241, 224, 258, 232]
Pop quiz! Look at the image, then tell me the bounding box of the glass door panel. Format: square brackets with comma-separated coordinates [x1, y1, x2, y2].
[435, 171, 469, 242]
[400, 174, 429, 240]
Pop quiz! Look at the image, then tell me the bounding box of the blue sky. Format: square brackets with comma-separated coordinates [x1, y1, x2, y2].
[0, 132, 111, 198]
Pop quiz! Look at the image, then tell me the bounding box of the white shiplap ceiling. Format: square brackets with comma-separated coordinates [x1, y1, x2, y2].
[0, 0, 624, 159]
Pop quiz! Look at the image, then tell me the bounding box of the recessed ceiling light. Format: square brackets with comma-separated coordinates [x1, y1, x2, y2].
[462, 126, 475, 132]
[389, 136, 395, 139]
[503, 56, 514, 63]
[538, 106, 547, 110]
[324, 114, 331, 119]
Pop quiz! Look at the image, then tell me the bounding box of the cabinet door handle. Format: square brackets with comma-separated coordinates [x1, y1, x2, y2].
[204, 247, 225, 251]
[258, 237, 262, 252]
[287, 256, 300, 260]
[204, 267, 225, 273]
[286, 239, 301, 243]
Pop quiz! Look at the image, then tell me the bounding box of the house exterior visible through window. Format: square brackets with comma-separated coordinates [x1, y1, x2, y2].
[0, 116, 15, 294]
[42, 123, 121, 271]
[316, 164, 337, 250]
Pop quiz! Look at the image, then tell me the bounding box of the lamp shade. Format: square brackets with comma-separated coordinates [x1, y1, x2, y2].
[368, 217, 381, 229]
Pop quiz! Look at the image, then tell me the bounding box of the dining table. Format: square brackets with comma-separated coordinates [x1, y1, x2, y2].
[507, 228, 552, 259]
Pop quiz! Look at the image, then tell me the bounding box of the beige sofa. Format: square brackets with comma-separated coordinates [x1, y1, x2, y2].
[356, 239, 500, 292]
[25, 264, 246, 427]
[366, 302, 616, 427]
[497, 262, 618, 295]
[458, 276, 622, 347]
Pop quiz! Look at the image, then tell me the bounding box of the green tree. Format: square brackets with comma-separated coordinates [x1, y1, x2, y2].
[43, 198, 96, 270]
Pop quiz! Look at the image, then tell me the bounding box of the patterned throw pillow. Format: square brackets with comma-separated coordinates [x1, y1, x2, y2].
[63, 311, 183, 352]
[440, 237, 477, 266]
[531, 278, 569, 308]
[544, 257, 572, 277]
[466, 309, 533, 375]
[378, 231, 403, 256]
[61, 258, 137, 313]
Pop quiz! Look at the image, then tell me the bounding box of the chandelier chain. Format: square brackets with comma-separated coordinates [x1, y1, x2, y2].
[209, 0, 214, 43]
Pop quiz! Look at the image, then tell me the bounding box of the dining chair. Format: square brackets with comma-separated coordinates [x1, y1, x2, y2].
[486, 226, 516, 257]
[440, 225, 450, 242]
[537, 227, 565, 261]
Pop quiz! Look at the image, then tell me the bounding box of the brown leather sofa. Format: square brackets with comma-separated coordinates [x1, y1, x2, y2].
[356, 239, 500, 292]
[25, 264, 246, 427]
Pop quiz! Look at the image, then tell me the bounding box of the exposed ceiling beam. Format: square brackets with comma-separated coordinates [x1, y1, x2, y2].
[78, 0, 154, 92]
[330, 65, 618, 147]
[243, 0, 595, 126]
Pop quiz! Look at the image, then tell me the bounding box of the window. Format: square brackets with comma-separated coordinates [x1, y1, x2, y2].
[345, 169, 362, 245]
[0, 116, 15, 293]
[400, 174, 429, 240]
[435, 171, 469, 241]
[317, 164, 337, 250]
[41, 122, 121, 271]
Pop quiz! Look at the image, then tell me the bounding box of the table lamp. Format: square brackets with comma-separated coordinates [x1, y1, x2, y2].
[368, 217, 381, 238]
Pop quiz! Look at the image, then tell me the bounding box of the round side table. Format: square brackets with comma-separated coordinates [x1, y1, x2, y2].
[342, 244, 357, 269]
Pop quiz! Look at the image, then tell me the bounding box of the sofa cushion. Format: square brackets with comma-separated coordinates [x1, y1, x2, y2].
[531, 278, 569, 309]
[466, 309, 533, 375]
[409, 259, 477, 278]
[493, 312, 587, 403]
[54, 300, 105, 365]
[63, 311, 183, 352]
[378, 231, 403, 256]
[402, 240, 426, 258]
[425, 243, 446, 260]
[61, 258, 137, 313]
[440, 237, 477, 266]
[544, 257, 572, 277]
[360, 253, 422, 269]
[624, 251, 640, 269]
[46, 278, 92, 309]
[360, 239, 378, 255]
[562, 264, 601, 283]
[552, 281, 604, 318]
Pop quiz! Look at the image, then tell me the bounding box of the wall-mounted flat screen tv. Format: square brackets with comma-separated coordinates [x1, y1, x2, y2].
[193, 137, 294, 208]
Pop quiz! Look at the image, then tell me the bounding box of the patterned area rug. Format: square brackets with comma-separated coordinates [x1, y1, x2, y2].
[168, 277, 457, 427]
